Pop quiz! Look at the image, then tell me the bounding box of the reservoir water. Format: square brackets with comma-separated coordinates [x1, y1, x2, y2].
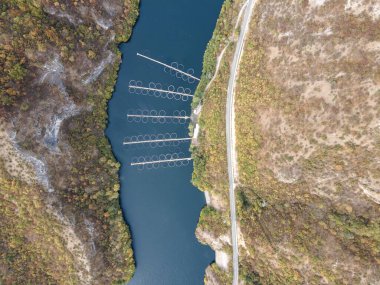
[106, 1, 224, 284]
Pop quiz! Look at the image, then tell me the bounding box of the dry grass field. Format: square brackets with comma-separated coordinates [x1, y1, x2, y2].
[235, 0, 380, 283]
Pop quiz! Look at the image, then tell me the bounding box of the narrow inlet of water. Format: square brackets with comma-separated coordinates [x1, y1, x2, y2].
[106, 1, 224, 284]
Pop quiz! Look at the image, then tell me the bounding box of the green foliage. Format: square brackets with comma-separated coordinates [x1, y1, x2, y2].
[63, 45, 137, 285]
[8, 63, 26, 80]
[329, 213, 380, 256]
[236, 187, 266, 218]
[191, 0, 245, 198]
[205, 263, 233, 284]
[192, 147, 209, 189]
[192, 0, 235, 109]
[240, 263, 262, 285]
[198, 206, 229, 237]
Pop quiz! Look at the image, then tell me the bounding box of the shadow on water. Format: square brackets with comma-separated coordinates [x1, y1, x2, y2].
[106, 1, 224, 284]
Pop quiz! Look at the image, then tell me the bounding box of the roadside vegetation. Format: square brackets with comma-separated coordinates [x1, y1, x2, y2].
[192, 0, 244, 199]
[191, 0, 256, 282]
[191, 0, 237, 109]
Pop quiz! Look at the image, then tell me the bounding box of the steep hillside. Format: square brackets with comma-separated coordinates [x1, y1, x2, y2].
[193, 0, 380, 284]
[0, 1, 138, 284]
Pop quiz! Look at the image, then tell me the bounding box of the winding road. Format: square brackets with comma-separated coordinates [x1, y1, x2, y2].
[226, 0, 256, 284]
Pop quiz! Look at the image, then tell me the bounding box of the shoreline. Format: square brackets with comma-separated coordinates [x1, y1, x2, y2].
[189, 0, 249, 281]
[105, 0, 141, 281]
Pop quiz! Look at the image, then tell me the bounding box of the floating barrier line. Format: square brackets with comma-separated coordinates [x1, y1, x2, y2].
[131, 157, 192, 166]
[129, 85, 194, 97]
[127, 114, 190, 119]
[137, 53, 200, 81]
[123, 137, 191, 145]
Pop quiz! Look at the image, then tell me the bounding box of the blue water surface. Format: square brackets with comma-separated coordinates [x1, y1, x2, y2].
[106, 1, 224, 284]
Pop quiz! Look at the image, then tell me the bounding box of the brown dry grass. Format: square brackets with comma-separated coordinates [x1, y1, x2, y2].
[234, 0, 380, 283]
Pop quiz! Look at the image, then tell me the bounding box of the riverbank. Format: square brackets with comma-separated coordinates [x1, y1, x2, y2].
[190, 0, 248, 283]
